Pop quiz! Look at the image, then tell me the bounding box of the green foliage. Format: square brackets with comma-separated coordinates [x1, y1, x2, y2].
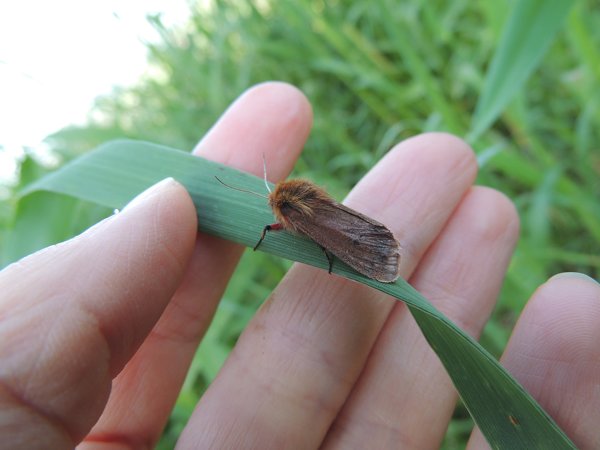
[3, 0, 599, 447]
[471, 0, 576, 140]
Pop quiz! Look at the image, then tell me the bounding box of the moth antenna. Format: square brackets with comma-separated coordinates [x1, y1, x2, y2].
[262, 154, 272, 193]
[214, 176, 269, 199]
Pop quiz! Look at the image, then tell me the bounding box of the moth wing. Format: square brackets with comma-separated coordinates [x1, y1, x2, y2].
[288, 201, 400, 282]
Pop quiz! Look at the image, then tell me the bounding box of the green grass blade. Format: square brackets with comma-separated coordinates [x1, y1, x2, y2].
[21, 140, 576, 449]
[470, 0, 575, 141]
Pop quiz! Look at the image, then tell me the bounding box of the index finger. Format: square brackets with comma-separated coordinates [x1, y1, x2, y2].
[81, 82, 313, 447]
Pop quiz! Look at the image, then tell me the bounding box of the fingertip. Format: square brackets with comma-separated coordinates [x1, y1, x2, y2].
[397, 132, 478, 181]
[405, 131, 474, 152]
[122, 177, 179, 211]
[240, 81, 314, 129]
[529, 273, 600, 335]
[500, 272, 600, 448]
[161, 178, 198, 235]
[155, 178, 199, 267]
[548, 272, 599, 286]
[119, 177, 198, 268]
[193, 81, 313, 180]
[531, 272, 600, 317]
[506, 270, 600, 368]
[460, 186, 520, 244]
[361, 132, 478, 196]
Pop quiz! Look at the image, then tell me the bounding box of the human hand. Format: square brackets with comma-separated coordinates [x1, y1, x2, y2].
[1, 82, 598, 449]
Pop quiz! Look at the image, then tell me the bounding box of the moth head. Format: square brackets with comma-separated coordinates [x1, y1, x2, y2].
[269, 179, 325, 225]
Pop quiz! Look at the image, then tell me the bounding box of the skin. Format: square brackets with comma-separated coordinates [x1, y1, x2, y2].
[0, 82, 599, 449]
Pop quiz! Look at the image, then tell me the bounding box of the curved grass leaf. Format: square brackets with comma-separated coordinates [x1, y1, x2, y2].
[470, 0, 575, 141]
[21, 140, 576, 449]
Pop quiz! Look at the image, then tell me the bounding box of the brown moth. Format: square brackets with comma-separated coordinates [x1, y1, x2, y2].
[216, 165, 400, 283]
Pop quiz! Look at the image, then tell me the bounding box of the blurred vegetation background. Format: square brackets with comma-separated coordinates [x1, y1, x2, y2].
[1, 0, 599, 447]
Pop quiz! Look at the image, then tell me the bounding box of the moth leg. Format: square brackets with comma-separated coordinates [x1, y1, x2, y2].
[319, 246, 334, 274]
[253, 223, 283, 251]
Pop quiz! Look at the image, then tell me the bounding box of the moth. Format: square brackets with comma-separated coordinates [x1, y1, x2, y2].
[216, 165, 400, 283]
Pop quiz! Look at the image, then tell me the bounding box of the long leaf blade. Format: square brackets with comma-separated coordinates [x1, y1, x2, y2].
[470, 0, 575, 140]
[21, 140, 576, 449]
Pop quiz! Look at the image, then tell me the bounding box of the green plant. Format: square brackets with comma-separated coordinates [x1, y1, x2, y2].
[22, 139, 577, 448]
[3, 0, 599, 447]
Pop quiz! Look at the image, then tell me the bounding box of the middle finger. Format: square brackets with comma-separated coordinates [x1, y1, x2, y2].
[181, 133, 477, 448]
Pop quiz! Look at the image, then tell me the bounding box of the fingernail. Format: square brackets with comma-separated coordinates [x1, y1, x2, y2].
[123, 177, 178, 211]
[549, 272, 599, 285]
